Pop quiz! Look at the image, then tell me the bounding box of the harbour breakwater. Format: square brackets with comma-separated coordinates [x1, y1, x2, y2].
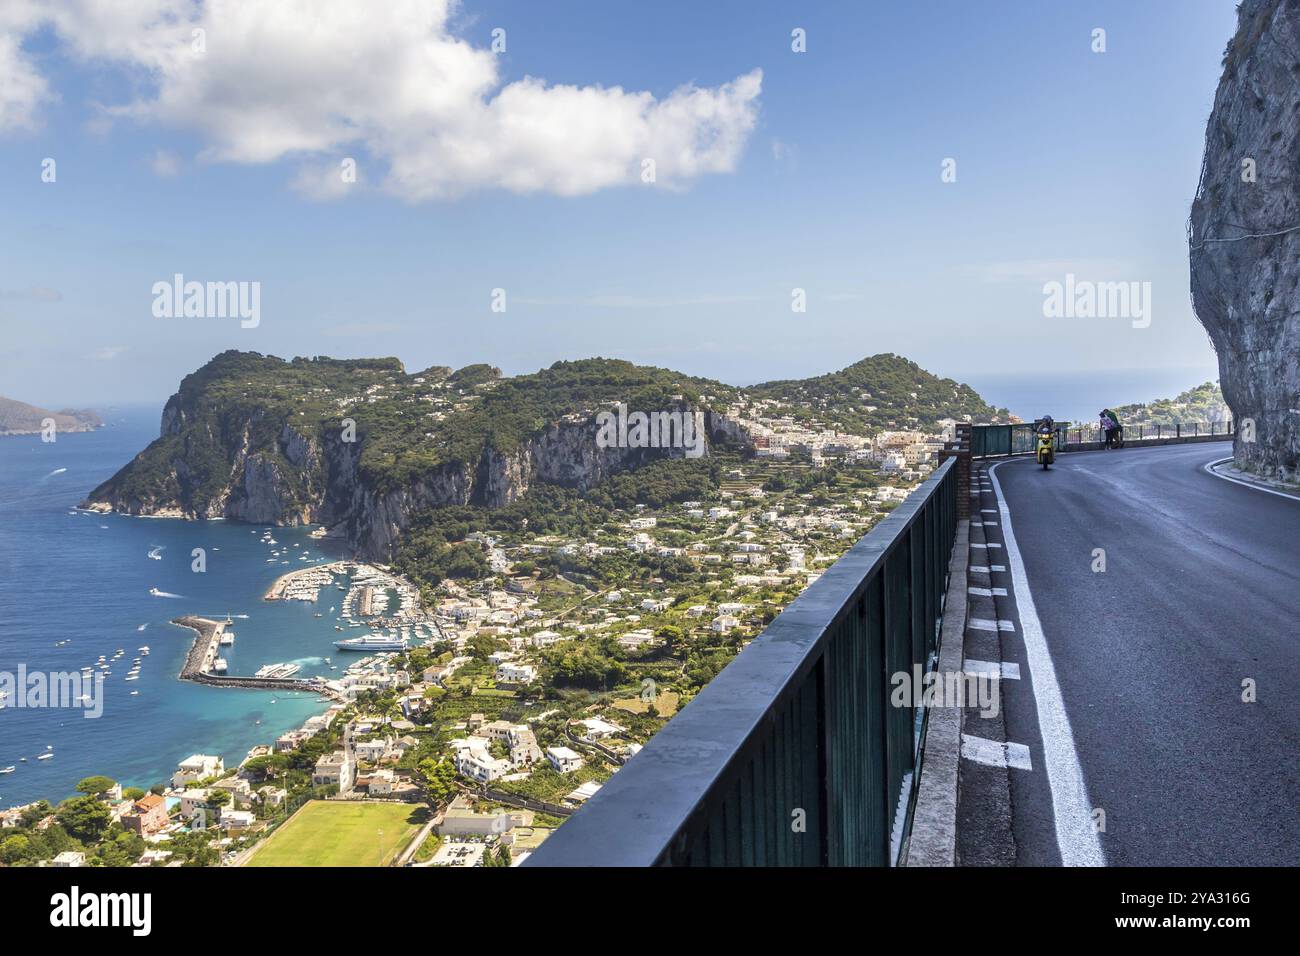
[170, 616, 331, 695]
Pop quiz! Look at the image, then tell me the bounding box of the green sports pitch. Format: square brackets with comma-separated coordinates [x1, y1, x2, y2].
[246, 801, 423, 867]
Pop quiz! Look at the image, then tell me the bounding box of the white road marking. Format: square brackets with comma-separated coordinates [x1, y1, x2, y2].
[980, 509, 998, 514]
[988, 460, 1106, 867]
[970, 564, 1007, 572]
[962, 734, 1033, 770]
[967, 586, 1008, 597]
[968, 618, 1016, 632]
[1202, 457, 1300, 502]
[964, 659, 1021, 680]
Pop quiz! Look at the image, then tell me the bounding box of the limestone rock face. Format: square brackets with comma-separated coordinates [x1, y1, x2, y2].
[87, 394, 750, 562]
[1190, 0, 1300, 480]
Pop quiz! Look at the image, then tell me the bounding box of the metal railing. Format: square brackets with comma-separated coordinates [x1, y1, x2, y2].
[1061, 419, 1234, 445]
[972, 420, 1234, 457]
[525, 458, 959, 867]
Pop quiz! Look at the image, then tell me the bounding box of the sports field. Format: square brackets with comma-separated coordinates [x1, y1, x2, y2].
[246, 801, 423, 867]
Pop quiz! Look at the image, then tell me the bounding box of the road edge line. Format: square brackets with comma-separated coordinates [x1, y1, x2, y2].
[987, 461, 1105, 867]
[1202, 456, 1300, 502]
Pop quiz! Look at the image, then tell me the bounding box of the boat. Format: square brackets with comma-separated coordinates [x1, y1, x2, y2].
[0, 767, 14, 774]
[254, 663, 301, 679]
[124, 675, 138, 682]
[149, 587, 163, 596]
[335, 634, 409, 652]
[130, 691, 139, 696]
[139, 646, 150, 655]
[220, 630, 234, 646]
[37, 753, 53, 761]
[213, 658, 228, 674]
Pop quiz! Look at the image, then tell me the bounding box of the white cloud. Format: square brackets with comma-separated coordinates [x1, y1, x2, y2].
[514, 293, 763, 309]
[0, 1, 53, 132]
[0, 285, 62, 301]
[965, 259, 1138, 284]
[150, 149, 180, 177]
[7, 0, 762, 200]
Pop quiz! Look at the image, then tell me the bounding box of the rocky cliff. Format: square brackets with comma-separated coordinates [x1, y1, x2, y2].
[81, 352, 751, 560]
[83, 349, 999, 560]
[1190, 0, 1300, 480]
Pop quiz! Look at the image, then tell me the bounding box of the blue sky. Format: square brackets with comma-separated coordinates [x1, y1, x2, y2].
[0, 0, 1238, 407]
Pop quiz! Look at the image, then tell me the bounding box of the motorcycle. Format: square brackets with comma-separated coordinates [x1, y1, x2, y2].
[1036, 429, 1055, 469]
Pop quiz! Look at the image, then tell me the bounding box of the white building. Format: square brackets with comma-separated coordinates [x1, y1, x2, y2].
[546, 746, 585, 774]
[312, 751, 355, 792]
[171, 754, 224, 788]
[496, 662, 538, 684]
[453, 741, 511, 784]
[576, 717, 623, 741]
[354, 738, 391, 764]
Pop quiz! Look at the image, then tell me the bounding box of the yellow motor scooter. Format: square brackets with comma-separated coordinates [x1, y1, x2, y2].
[1036, 428, 1055, 469]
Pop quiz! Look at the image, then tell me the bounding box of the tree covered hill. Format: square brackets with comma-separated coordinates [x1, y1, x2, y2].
[749, 353, 1008, 431]
[82, 349, 1004, 558]
[1111, 381, 1230, 426]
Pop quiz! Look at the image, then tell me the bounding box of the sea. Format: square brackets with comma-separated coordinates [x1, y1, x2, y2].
[0, 405, 349, 808]
[961, 366, 1220, 424]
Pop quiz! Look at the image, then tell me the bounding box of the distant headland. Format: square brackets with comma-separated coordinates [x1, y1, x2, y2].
[0, 395, 103, 436]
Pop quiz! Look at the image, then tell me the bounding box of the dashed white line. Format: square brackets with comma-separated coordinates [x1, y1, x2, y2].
[967, 586, 1008, 597]
[964, 659, 1021, 680]
[988, 460, 1105, 867]
[969, 618, 1016, 632]
[962, 734, 1033, 771]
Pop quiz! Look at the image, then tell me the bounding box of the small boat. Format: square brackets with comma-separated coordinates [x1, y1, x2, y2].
[37, 753, 53, 761]
[124, 675, 138, 682]
[130, 691, 139, 696]
[139, 646, 150, 655]
[213, 658, 228, 674]
[0, 767, 15, 774]
[149, 587, 163, 596]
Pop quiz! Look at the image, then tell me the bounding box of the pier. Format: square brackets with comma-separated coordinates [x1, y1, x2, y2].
[263, 560, 351, 601]
[170, 616, 335, 696]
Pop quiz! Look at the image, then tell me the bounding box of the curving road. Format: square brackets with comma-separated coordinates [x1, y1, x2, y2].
[971, 441, 1299, 866]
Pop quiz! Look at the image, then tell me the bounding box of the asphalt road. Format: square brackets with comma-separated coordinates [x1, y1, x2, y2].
[989, 441, 1299, 866]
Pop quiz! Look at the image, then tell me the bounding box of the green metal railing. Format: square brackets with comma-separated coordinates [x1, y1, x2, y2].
[526, 458, 959, 867]
[972, 420, 1235, 457]
[971, 423, 1064, 457]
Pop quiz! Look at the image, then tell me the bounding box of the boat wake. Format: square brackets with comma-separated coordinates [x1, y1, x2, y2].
[45, 467, 68, 478]
[147, 546, 165, 560]
[148, 588, 183, 599]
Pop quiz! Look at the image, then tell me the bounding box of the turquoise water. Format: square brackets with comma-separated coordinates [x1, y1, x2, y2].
[0, 405, 347, 807]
